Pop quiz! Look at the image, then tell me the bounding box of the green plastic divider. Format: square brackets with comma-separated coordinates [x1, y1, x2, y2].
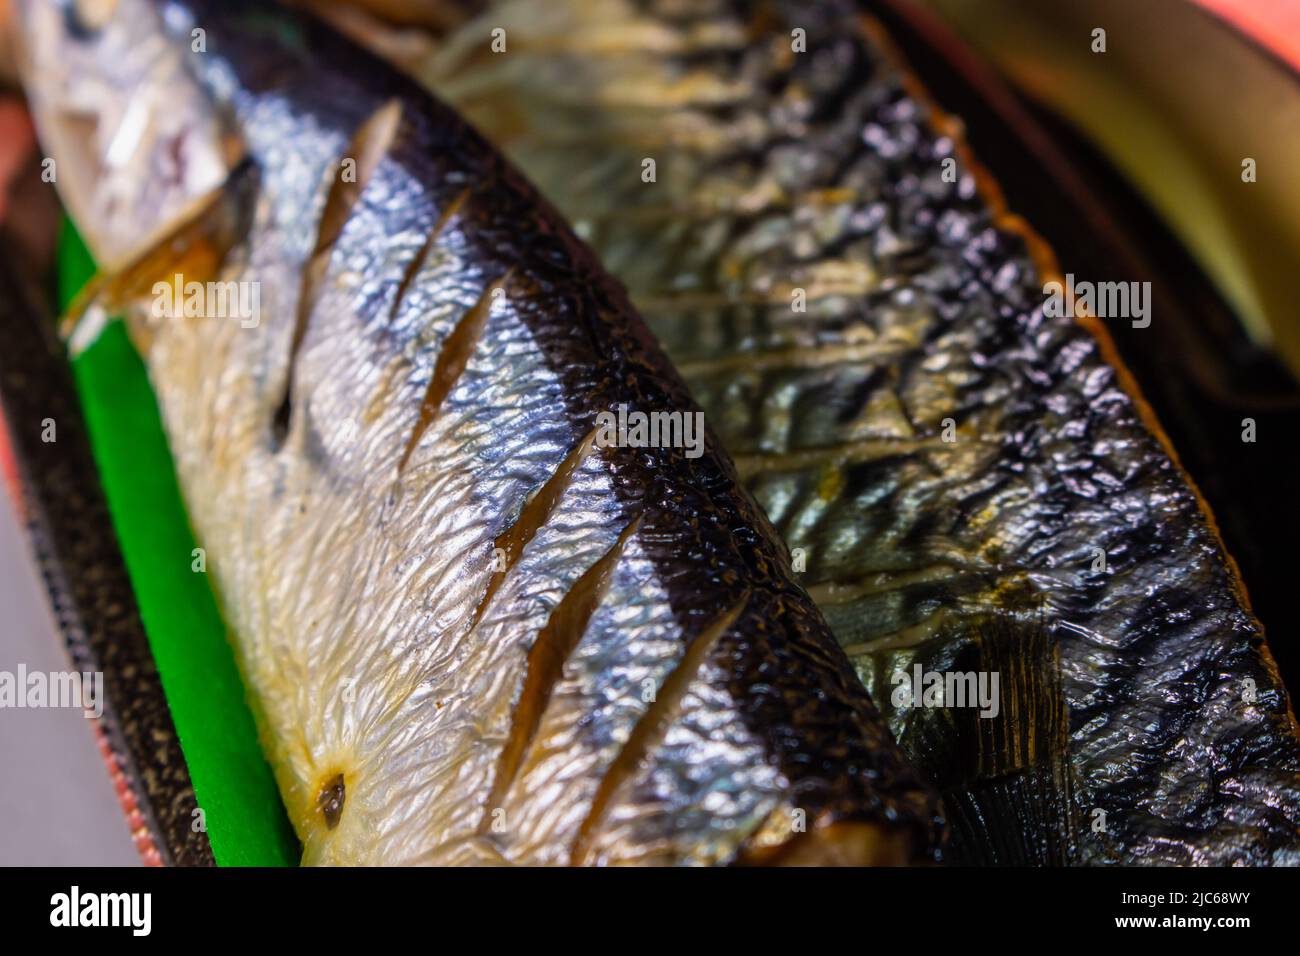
[59, 222, 299, 866]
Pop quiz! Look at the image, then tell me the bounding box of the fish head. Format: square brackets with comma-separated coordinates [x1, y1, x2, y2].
[13, 0, 240, 269]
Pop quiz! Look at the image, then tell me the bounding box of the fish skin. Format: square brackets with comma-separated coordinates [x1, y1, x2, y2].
[17, 0, 943, 864]
[391, 0, 1300, 863]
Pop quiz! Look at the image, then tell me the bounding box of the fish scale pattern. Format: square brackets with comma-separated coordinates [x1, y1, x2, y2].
[429, 0, 1300, 863]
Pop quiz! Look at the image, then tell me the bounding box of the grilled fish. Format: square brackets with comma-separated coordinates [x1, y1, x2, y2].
[16, 0, 943, 864]
[339, 0, 1300, 864]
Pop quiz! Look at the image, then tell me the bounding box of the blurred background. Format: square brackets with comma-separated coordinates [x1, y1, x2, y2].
[0, 467, 140, 865]
[0, 0, 140, 864]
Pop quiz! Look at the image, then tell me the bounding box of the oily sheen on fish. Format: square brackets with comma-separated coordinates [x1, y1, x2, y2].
[384, 0, 1300, 864]
[17, 0, 943, 864]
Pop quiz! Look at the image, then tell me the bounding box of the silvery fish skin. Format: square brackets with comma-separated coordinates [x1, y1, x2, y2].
[17, 0, 943, 864]
[382, 0, 1300, 864]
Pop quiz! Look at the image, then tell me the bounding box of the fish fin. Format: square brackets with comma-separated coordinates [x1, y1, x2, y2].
[59, 159, 260, 357]
[927, 610, 1079, 865]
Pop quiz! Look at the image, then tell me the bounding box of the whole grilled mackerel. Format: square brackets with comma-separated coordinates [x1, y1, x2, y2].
[382, 0, 1300, 863]
[18, 0, 942, 865]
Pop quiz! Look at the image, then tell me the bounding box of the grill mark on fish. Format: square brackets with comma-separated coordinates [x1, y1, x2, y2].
[396, 272, 508, 476]
[273, 98, 404, 444]
[569, 592, 750, 865]
[388, 186, 471, 326]
[27, 0, 950, 865]
[468, 426, 603, 631]
[479, 515, 642, 835]
[252, 0, 1300, 863]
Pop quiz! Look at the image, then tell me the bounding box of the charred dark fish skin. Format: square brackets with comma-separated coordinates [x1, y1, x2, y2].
[21, 0, 944, 864]
[418, 0, 1300, 864]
